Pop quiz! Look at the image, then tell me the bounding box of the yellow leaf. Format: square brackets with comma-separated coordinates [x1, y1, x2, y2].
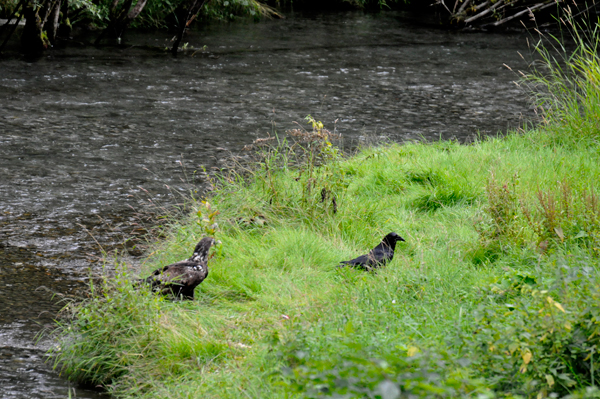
[554, 226, 565, 241]
[520, 364, 528, 373]
[546, 374, 555, 387]
[546, 296, 565, 312]
[523, 351, 533, 364]
[407, 346, 419, 357]
[564, 321, 572, 330]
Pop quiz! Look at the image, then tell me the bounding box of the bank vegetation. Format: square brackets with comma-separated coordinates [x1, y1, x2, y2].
[49, 15, 600, 399]
[1, 0, 599, 56]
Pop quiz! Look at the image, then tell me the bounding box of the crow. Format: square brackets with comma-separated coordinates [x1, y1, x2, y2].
[338, 232, 405, 271]
[137, 237, 216, 300]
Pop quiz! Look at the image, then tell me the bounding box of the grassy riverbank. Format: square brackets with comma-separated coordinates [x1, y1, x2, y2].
[52, 25, 600, 399]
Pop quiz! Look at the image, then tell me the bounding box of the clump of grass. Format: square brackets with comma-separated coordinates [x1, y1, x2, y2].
[525, 10, 600, 144]
[405, 168, 442, 185]
[411, 183, 478, 212]
[50, 264, 165, 387]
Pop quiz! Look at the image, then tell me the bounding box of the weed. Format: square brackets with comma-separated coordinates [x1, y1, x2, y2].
[522, 181, 600, 254]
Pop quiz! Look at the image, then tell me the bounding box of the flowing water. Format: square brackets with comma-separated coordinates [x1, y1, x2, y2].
[0, 10, 533, 398]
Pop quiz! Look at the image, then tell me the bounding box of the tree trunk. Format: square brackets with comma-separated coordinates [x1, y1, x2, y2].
[48, 0, 62, 44]
[171, 0, 208, 56]
[20, 2, 47, 55]
[95, 0, 149, 44]
[58, 0, 72, 38]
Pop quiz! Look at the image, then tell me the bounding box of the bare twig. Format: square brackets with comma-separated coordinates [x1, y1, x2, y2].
[453, 0, 460, 13]
[473, 1, 491, 11]
[438, 0, 451, 14]
[482, 0, 559, 28]
[464, 0, 505, 24]
[457, 0, 472, 15]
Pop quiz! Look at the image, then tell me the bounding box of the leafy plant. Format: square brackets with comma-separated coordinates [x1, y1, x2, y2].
[196, 199, 220, 237]
[461, 262, 600, 397]
[283, 331, 497, 398]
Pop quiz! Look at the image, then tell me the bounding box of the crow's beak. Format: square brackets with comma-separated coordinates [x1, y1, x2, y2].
[399, 236, 406, 242]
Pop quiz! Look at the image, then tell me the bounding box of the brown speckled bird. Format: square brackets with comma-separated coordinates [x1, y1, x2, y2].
[139, 237, 215, 300]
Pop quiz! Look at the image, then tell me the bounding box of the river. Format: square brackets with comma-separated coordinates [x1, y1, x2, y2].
[0, 10, 532, 398]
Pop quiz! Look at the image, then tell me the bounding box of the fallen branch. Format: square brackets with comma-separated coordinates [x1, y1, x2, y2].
[442, 0, 589, 29]
[456, 0, 472, 15]
[481, 0, 560, 28]
[464, 0, 505, 24]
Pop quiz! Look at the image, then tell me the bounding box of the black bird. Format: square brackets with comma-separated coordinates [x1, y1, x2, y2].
[338, 232, 405, 271]
[138, 237, 216, 300]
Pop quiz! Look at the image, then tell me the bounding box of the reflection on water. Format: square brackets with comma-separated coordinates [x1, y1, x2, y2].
[0, 10, 532, 397]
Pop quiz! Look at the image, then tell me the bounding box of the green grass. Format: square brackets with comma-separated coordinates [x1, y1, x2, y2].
[51, 16, 600, 399]
[50, 132, 600, 398]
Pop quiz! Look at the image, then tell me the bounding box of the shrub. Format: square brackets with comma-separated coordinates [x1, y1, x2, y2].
[460, 261, 600, 397]
[283, 338, 497, 398]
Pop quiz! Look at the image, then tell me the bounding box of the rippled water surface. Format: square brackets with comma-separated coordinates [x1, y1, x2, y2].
[0, 10, 533, 398]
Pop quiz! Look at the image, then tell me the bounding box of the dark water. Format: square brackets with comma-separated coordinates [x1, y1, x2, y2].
[0, 10, 533, 398]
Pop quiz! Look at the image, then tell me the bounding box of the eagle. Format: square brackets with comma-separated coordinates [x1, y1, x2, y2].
[138, 237, 216, 300]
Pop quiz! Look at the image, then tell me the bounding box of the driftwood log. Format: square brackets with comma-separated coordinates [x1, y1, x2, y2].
[435, 0, 599, 29]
